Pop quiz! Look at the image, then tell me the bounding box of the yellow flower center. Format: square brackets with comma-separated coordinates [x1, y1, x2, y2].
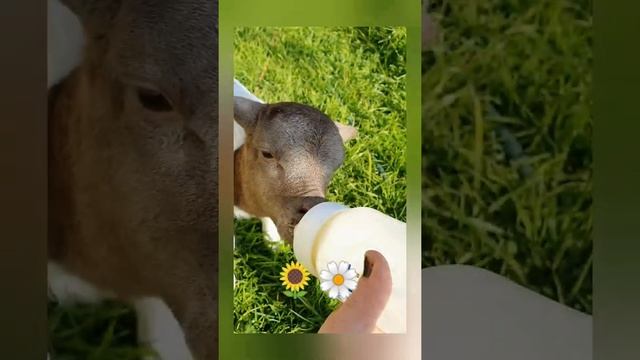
[332, 274, 344, 286]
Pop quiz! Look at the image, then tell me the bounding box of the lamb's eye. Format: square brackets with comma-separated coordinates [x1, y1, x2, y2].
[137, 88, 173, 112]
[261, 151, 274, 159]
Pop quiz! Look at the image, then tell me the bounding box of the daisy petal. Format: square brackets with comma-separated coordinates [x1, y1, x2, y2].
[344, 279, 357, 290]
[320, 270, 333, 281]
[320, 280, 333, 291]
[328, 262, 338, 274]
[328, 286, 339, 299]
[338, 286, 350, 300]
[344, 269, 358, 280]
[338, 261, 349, 274]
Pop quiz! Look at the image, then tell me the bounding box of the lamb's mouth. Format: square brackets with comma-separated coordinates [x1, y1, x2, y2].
[274, 221, 297, 244]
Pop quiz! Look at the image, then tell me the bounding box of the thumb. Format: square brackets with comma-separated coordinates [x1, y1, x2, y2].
[318, 250, 392, 333]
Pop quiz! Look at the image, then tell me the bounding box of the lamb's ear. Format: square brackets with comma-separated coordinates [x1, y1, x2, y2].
[59, 0, 122, 36]
[234, 96, 265, 131]
[334, 122, 358, 143]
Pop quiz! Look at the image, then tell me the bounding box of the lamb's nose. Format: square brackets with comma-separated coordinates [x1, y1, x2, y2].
[298, 196, 326, 215]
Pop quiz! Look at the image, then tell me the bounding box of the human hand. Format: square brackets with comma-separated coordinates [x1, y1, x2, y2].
[318, 250, 392, 333]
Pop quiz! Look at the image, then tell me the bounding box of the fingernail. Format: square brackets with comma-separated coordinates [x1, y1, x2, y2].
[363, 253, 373, 278]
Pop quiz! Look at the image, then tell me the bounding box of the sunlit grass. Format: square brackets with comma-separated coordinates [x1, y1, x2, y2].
[233, 27, 407, 333]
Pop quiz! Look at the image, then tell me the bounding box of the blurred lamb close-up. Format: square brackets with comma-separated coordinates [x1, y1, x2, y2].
[48, 0, 219, 359]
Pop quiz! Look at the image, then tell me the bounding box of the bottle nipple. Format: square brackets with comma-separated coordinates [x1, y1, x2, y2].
[293, 202, 349, 275]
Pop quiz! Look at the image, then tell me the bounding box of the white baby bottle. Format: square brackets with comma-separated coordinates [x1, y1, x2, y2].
[293, 202, 406, 333]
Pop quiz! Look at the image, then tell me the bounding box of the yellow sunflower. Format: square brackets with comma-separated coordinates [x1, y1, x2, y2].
[280, 261, 310, 292]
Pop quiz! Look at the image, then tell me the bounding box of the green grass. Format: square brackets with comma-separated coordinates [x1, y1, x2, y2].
[422, 0, 593, 313]
[48, 300, 152, 359]
[233, 27, 407, 333]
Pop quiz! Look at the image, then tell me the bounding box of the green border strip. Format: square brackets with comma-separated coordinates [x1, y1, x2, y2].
[594, 1, 640, 359]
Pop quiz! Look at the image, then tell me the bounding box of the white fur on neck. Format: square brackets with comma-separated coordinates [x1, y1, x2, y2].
[135, 298, 193, 360]
[48, 262, 114, 304]
[48, 0, 84, 88]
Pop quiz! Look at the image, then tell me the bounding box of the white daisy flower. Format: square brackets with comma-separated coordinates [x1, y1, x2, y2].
[319, 261, 359, 301]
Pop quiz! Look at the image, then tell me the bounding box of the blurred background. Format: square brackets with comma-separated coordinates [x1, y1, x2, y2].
[422, 0, 593, 314]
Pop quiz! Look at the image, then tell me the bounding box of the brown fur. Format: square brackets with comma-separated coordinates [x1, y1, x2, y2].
[49, 1, 218, 358]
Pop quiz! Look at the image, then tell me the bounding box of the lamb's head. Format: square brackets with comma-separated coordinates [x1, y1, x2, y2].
[234, 97, 357, 244]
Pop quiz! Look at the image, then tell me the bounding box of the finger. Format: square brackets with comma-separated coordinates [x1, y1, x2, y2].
[318, 250, 392, 333]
